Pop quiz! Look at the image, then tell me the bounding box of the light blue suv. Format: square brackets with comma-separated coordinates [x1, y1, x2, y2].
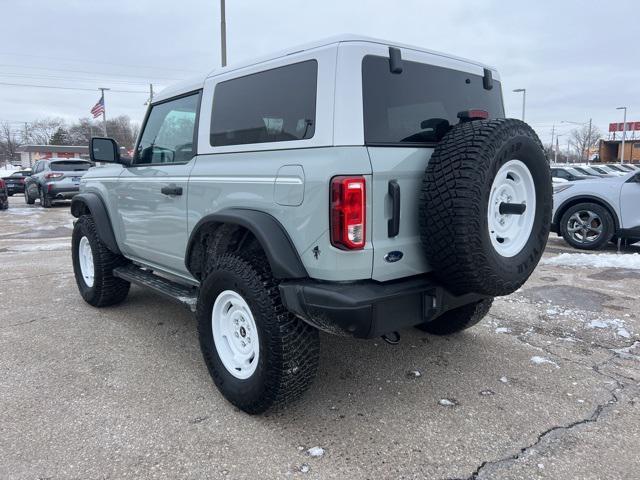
[71, 36, 552, 413]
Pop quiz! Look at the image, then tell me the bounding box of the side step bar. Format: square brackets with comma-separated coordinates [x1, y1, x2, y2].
[113, 264, 198, 312]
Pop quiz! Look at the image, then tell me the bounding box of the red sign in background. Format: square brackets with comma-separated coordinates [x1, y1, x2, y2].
[609, 122, 640, 132]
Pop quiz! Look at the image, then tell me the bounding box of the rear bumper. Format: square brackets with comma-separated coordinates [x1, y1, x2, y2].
[279, 275, 488, 338]
[5, 184, 24, 194]
[45, 184, 80, 199]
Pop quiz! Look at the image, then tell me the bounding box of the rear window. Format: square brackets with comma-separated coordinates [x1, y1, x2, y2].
[210, 60, 317, 147]
[50, 161, 93, 172]
[362, 55, 504, 145]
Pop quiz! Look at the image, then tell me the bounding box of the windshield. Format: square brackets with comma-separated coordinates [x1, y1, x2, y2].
[573, 167, 596, 176]
[50, 161, 93, 172]
[362, 55, 504, 145]
[565, 167, 584, 176]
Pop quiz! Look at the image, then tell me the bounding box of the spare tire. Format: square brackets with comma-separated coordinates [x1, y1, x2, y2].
[419, 118, 551, 296]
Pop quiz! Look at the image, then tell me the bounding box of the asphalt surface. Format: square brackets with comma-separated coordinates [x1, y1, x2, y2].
[1, 195, 639, 480]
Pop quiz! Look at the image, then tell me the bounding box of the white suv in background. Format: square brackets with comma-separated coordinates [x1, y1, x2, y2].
[552, 170, 640, 249]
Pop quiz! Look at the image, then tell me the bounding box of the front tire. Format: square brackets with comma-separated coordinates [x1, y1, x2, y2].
[560, 202, 613, 250]
[416, 298, 493, 335]
[197, 253, 319, 414]
[24, 184, 36, 205]
[72, 215, 130, 307]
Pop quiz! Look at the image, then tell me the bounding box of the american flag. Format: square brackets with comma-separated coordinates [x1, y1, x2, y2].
[90, 95, 104, 118]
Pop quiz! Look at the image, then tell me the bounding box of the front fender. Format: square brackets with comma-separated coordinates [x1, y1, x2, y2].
[71, 193, 121, 255]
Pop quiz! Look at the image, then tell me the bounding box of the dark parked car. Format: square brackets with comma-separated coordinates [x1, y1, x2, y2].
[0, 178, 8, 210]
[24, 158, 94, 207]
[1, 170, 31, 195]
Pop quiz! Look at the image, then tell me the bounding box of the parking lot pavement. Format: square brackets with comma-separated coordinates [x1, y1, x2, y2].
[1, 195, 639, 480]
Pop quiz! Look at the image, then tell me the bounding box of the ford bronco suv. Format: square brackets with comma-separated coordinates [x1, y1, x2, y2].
[72, 36, 551, 414]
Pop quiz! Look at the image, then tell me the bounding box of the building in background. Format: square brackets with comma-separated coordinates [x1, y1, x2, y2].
[16, 145, 89, 168]
[598, 139, 640, 163]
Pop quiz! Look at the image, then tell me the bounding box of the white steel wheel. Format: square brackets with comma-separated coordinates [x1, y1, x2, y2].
[211, 290, 259, 380]
[487, 159, 537, 258]
[78, 236, 95, 287]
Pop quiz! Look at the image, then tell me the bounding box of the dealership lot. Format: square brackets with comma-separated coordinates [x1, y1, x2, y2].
[1, 196, 639, 480]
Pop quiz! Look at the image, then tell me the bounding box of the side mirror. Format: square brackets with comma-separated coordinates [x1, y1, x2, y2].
[90, 137, 130, 166]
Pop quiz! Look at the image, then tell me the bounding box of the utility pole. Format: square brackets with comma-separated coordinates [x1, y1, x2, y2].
[617, 106, 627, 164]
[585, 118, 592, 164]
[555, 136, 560, 164]
[99, 87, 110, 136]
[550, 123, 555, 163]
[220, 0, 227, 67]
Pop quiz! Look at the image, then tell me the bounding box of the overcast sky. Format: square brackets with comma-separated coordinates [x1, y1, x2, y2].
[0, 0, 637, 147]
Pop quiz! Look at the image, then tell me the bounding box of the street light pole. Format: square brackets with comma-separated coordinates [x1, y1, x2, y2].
[513, 88, 526, 121]
[617, 106, 627, 164]
[220, 0, 227, 67]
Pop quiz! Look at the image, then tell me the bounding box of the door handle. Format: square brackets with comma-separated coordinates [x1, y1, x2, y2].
[388, 180, 401, 237]
[161, 184, 183, 196]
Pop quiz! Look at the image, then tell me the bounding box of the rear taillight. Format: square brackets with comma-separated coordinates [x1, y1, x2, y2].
[45, 172, 63, 180]
[19, 178, 25, 184]
[0, 180, 4, 188]
[330, 176, 366, 250]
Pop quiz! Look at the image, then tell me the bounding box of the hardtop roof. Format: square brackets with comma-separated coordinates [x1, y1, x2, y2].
[154, 34, 499, 103]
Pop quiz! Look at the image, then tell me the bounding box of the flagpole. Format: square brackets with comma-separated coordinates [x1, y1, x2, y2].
[98, 87, 110, 136]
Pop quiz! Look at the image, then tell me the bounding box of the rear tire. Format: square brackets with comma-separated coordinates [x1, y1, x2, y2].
[40, 188, 52, 208]
[560, 202, 613, 250]
[72, 215, 130, 307]
[416, 298, 493, 335]
[197, 252, 319, 414]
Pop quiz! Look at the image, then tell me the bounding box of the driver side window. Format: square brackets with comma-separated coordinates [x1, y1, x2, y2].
[135, 92, 200, 165]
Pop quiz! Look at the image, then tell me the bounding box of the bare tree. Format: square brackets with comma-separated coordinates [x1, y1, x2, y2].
[569, 124, 602, 162]
[68, 118, 99, 146]
[0, 121, 22, 166]
[26, 117, 65, 145]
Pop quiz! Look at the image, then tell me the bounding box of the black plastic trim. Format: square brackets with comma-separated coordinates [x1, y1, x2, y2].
[483, 68, 493, 90]
[388, 179, 400, 237]
[186, 208, 308, 279]
[388, 47, 403, 74]
[70, 193, 121, 255]
[279, 275, 488, 339]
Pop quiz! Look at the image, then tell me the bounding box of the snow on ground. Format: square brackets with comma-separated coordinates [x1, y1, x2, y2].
[7, 241, 70, 252]
[530, 356, 560, 368]
[543, 252, 640, 270]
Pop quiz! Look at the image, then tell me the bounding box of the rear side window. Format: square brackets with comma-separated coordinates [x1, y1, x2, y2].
[50, 161, 93, 172]
[362, 55, 504, 145]
[210, 60, 317, 147]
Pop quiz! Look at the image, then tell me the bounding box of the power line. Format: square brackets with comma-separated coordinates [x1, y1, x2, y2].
[0, 71, 167, 87]
[0, 52, 201, 74]
[0, 81, 147, 94]
[0, 63, 182, 82]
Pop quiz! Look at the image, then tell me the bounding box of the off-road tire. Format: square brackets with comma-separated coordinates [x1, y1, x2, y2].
[560, 202, 613, 250]
[416, 298, 493, 335]
[197, 252, 320, 414]
[24, 184, 36, 205]
[420, 118, 552, 296]
[72, 215, 130, 307]
[40, 188, 52, 208]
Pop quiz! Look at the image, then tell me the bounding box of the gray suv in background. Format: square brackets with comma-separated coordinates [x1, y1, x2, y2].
[71, 36, 551, 414]
[24, 158, 94, 207]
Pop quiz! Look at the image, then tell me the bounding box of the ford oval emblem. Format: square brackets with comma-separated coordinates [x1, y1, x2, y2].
[384, 251, 403, 263]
